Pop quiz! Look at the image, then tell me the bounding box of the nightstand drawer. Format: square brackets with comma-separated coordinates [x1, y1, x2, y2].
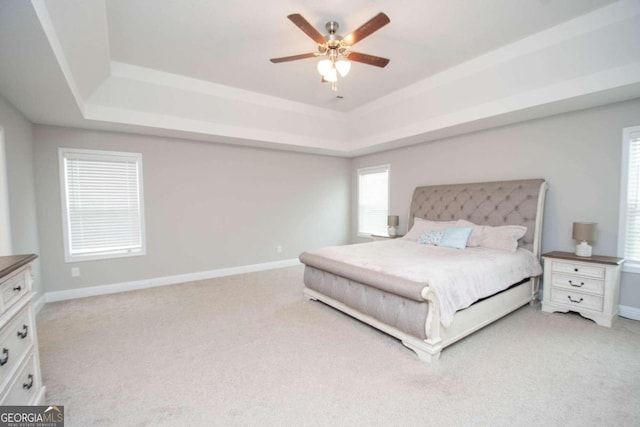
[551, 261, 605, 279]
[550, 273, 604, 295]
[551, 288, 603, 312]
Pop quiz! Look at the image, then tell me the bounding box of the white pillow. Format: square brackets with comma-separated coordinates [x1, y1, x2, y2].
[404, 218, 457, 241]
[456, 219, 527, 252]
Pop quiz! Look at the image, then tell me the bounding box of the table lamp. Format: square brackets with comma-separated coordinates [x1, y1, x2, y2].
[387, 215, 399, 237]
[573, 222, 596, 257]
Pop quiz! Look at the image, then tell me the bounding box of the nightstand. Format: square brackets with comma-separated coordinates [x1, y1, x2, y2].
[541, 251, 624, 327]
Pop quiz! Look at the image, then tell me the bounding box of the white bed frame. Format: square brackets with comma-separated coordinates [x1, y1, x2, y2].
[303, 180, 548, 364]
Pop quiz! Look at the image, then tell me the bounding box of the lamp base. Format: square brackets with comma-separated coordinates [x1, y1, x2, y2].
[388, 226, 397, 237]
[575, 241, 592, 257]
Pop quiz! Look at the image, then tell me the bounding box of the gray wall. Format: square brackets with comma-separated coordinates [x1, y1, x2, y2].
[0, 95, 41, 293]
[351, 99, 640, 309]
[8, 95, 640, 311]
[34, 125, 351, 292]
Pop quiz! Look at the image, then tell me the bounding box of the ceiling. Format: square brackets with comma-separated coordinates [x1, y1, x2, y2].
[1, 0, 639, 156]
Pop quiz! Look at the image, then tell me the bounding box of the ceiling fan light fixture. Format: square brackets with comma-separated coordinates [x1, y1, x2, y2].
[271, 12, 390, 91]
[335, 59, 351, 77]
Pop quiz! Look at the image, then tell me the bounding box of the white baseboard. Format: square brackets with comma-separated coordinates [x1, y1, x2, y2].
[44, 258, 301, 304]
[619, 305, 640, 321]
[38, 261, 640, 322]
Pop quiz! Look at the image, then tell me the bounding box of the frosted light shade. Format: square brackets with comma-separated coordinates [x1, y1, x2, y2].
[317, 59, 333, 76]
[335, 59, 351, 77]
[323, 67, 338, 82]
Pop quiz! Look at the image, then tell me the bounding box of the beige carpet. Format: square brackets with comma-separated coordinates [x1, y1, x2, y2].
[37, 266, 640, 426]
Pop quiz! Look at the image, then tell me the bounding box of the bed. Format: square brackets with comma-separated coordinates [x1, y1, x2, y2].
[299, 179, 548, 364]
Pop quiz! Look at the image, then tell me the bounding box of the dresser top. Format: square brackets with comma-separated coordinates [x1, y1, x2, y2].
[0, 254, 38, 278]
[542, 251, 624, 266]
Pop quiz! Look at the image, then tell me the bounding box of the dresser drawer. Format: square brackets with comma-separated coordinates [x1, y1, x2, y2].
[0, 306, 34, 390]
[551, 288, 603, 312]
[551, 261, 605, 279]
[550, 273, 604, 295]
[0, 352, 40, 405]
[0, 269, 30, 314]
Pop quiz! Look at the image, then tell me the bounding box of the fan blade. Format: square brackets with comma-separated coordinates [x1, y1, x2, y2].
[270, 53, 317, 63]
[287, 14, 326, 44]
[344, 12, 390, 46]
[348, 52, 390, 68]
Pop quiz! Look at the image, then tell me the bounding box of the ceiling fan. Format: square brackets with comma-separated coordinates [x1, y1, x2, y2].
[270, 12, 391, 91]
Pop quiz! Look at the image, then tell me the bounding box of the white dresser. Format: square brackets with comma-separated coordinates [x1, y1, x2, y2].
[541, 251, 624, 327]
[0, 254, 45, 404]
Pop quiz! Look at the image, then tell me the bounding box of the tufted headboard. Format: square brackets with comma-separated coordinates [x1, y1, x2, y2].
[408, 179, 548, 257]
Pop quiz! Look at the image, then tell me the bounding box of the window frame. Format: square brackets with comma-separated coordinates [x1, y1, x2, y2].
[618, 125, 640, 274]
[59, 147, 147, 263]
[357, 164, 390, 238]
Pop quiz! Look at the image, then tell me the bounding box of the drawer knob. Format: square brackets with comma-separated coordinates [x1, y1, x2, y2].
[0, 348, 8, 366]
[567, 296, 584, 304]
[574, 268, 579, 272]
[13, 286, 21, 292]
[23, 374, 34, 390]
[17, 325, 28, 339]
[568, 280, 585, 287]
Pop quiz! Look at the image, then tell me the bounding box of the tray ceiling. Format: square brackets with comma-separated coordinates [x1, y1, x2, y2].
[0, 0, 639, 156]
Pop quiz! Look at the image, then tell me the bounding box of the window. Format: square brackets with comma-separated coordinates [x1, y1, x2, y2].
[59, 148, 146, 262]
[619, 126, 640, 272]
[358, 165, 389, 236]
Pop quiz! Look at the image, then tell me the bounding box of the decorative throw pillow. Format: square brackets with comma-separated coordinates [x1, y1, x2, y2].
[404, 218, 457, 241]
[418, 230, 444, 245]
[438, 227, 473, 249]
[456, 219, 526, 252]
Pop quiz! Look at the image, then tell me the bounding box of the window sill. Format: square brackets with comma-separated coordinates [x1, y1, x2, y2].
[65, 250, 146, 263]
[622, 260, 640, 274]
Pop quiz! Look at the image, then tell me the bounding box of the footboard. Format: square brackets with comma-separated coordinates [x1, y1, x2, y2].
[303, 285, 444, 363]
[302, 264, 445, 363]
[303, 265, 535, 364]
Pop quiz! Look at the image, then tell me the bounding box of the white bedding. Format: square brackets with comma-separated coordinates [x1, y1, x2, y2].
[311, 240, 543, 327]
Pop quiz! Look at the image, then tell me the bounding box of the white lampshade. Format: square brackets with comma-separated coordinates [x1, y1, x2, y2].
[317, 59, 332, 76]
[335, 59, 351, 77]
[323, 67, 338, 82]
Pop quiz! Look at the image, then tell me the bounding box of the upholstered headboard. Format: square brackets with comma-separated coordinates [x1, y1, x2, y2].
[408, 179, 548, 256]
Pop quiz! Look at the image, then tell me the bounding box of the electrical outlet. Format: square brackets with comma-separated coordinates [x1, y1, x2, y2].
[71, 267, 80, 277]
[276, 245, 282, 253]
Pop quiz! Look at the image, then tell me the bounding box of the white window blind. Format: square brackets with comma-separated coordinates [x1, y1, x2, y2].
[358, 165, 389, 236]
[60, 148, 146, 262]
[620, 127, 640, 266]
